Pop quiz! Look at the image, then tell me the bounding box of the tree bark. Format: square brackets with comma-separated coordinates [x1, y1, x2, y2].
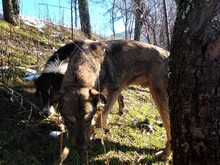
[2, 0, 20, 25]
[169, 1, 220, 164]
[78, 0, 91, 39]
[110, 0, 116, 37]
[133, 0, 143, 41]
[71, 0, 73, 40]
[74, 0, 78, 28]
[163, 0, 170, 50]
[123, 0, 128, 39]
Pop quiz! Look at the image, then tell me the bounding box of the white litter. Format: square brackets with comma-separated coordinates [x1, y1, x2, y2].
[15, 66, 37, 74]
[26, 68, 37, 74]
[24, 74, 40, 80]
[0, 66, 9, 70]
[50, 131, 61, 138]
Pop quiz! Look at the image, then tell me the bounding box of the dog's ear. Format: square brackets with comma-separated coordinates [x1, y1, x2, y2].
[89, 88, 107, 104]
[50, 89, 65, 105]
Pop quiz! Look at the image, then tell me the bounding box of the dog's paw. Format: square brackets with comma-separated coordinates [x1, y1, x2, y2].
[95, 113, 108, 128]
[118, 108, 124, 116]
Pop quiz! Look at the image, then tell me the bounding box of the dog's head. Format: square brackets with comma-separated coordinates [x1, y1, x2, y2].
[52, 87, 106, 151]
[34, 73, 63, 115]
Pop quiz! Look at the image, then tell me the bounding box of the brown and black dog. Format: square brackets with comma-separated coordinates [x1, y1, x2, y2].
[35, 41, 125, 116]
[53, 39, 171, 160]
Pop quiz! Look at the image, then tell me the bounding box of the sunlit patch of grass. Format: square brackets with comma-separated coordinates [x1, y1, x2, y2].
[71, 86, 170, 164]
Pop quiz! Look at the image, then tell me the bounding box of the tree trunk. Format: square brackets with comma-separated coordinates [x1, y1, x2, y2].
[133, 0, 143, 41]
[162, 0, 170, 50]
[78, 0, 91, 39]
[110, 0, 116, 37]
[70, 0, 74, 40]
[169, 1, 220, 165]
[123, 0, 128, 39]
[2, 0, 20, 25]
[74, 0, 78, 28]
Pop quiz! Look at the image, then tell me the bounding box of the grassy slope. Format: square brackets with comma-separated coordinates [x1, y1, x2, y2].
[0, 19, 170, 165]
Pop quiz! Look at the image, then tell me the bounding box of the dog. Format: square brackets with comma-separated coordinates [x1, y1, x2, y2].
[52, 39, 171, 160]
[34, 42, 77, 115]
[35, 41, 125, 116]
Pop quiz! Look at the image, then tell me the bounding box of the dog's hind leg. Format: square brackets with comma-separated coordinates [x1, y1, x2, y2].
[96, 89, 122, 127]
[118, 94, 125, 115]
[149, 77, 171, 160]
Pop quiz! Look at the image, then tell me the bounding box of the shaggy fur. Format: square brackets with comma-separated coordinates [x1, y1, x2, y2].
[34, 42, 81, 115]
[53, 39, 171, 159]
[35, 41, 125, 115]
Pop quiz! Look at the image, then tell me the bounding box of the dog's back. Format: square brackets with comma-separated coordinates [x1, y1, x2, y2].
[62, 39, 169, 91]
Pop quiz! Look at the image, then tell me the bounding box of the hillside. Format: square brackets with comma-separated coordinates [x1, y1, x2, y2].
[0, 18, 170, 165]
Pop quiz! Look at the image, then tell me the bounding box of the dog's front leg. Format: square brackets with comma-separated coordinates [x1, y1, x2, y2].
[96, 90, 121, 128]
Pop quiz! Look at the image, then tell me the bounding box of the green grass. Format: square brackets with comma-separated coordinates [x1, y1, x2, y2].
[57, 86, 169, 165]
[0, 19, 171, 165]
[0, 83, 170, 165]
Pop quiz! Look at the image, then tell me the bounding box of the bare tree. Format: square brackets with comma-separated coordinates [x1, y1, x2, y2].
[121, 0, 134, 39]
[133, 0, 143, 41]
[127, 13, 134, 39]
[162, 0, 170, 50]
[2, 0, 20, 25]
[78, 0, 92, 38]
[142, 0, 175, 47]
[68, 0, 78, 40]
[169, 1, 220, 164]
[109, 0, 117, 37]
[121, 0, 129, 39]
[70, 0, 74, 40]
[144, 0, 159, 45]
[95, 0, 176, 45]
[105, 0, 134, 38]
[73, 0, 78, 28]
